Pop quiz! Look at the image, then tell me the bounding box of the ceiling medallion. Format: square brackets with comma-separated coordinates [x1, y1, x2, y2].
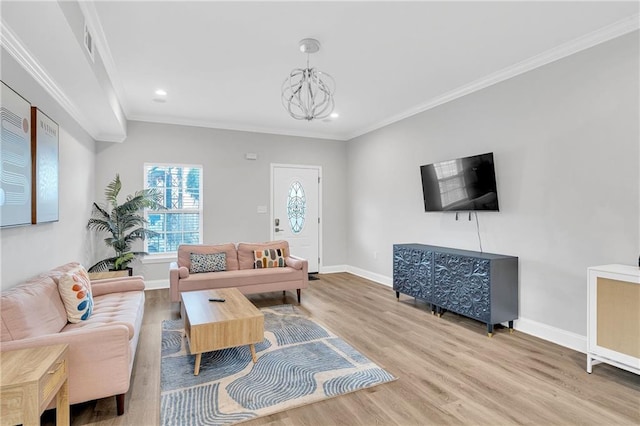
[281, 38, 335, 121]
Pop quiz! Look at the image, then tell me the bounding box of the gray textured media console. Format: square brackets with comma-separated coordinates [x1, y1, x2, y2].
[393, 244, 518, 336]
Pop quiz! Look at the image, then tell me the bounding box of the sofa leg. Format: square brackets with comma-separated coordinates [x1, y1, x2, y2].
[282, 290, 286, 297]
[116, 393, 125, 416]
[297, 289, 301, 304]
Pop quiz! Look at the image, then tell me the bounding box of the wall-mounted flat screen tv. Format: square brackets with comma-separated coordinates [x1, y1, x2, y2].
[420, 152, 499, 212]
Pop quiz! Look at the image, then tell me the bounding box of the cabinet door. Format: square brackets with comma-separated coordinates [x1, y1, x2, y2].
[393, 247, 432, 300]
[432, 253, 491, 322]
[594, 277, 640, 362]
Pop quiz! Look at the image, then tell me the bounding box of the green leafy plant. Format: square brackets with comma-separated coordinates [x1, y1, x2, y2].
[87, 174, 164, 272]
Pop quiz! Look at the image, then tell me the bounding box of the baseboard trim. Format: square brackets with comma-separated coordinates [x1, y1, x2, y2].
[346, 266, 392, 287]
[145, 279, 169, 290]
[514, 317, 587, 354]
[319, 264, 348, 274]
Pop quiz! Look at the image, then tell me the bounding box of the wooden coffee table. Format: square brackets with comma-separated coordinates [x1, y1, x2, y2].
[181, 288, 264, 375]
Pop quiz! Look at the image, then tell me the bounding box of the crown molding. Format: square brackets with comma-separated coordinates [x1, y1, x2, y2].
[0, 18, 100, 139]
[128, 114, 348, 141]
[94, 131, 126, 143]
[78, 0, 130, 117]
[346, 14, 640, 141]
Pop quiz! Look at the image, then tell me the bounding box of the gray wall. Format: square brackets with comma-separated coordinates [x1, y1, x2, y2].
[346, 32, 639, 342]
[0, 49, 96, 290]
[94, 121, 348, 281]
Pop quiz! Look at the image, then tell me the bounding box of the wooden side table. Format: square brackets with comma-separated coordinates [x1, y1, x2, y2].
[0, 344, 69, 426]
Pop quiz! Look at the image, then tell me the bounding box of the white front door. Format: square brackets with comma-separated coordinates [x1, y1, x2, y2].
[271, 164, 320, 273]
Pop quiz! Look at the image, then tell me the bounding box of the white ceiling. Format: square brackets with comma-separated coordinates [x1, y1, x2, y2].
[2, 1, 639, 142]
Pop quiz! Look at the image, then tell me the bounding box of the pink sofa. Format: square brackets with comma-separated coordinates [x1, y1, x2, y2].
[0, 262, 144, 415]
[169, 240, 308, 303]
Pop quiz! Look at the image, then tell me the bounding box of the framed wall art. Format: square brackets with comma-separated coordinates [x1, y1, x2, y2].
[31, 107, 59, 223]
[1, 81, 32, 227]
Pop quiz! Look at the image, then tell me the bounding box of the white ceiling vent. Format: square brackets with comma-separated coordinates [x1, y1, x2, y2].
[84, 21, 95, 63]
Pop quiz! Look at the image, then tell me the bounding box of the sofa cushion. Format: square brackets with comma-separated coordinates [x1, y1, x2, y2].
[0, 275, 67, 341]
[180, 266, 302, 290]
[254, 248, 286, 268]
[61, 290, 144, 340]
[190, 252, 226, 273]
[237, 241, 289, 270]
[178, 243, 238, 271]
[58, 265, 94, 323]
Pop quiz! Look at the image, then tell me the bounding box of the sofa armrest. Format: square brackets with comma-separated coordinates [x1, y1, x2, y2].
[286, 255, 308, 274]
[0, 325, 132, 403]
[90, 276, 145, 297]
[169, 262, 189, 303]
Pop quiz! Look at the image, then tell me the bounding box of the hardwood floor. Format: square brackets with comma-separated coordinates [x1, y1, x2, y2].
[43, 273, 640, 425]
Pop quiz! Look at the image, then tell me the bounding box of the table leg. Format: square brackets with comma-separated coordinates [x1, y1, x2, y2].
[250, 344, 257, 363]
[194, 353, 202, 376]
[57, 378, 70, 425]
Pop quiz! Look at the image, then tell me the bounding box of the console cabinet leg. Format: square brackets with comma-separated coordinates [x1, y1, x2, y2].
[508, 320, 514, 334]
[487, 323, 494, 337]
[395, 291, 400, 299]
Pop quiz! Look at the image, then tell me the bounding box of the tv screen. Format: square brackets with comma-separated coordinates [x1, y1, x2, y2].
[420, 152, 499, 212]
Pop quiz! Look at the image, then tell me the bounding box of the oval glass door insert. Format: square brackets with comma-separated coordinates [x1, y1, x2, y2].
[287, 181, 306, 234]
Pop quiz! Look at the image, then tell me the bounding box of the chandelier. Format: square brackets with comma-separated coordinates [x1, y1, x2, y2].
[281, 38, 335, 121]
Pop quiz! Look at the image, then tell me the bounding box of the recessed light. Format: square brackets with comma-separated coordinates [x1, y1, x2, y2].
[330, 112, 339, 119]
[155, 89, 167, 96]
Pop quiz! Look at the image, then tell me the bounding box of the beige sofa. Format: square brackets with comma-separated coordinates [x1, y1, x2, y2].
[0, 262, 145, 415]
[169, 240, 308, 303]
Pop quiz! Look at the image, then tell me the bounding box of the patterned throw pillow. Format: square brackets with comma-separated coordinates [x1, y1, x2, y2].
[190, 252, 226, 273]
[58, 265, 94, 323]
[254, 248, 286, 268]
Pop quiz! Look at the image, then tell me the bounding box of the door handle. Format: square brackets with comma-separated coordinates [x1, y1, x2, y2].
[275, 228, 283, 232]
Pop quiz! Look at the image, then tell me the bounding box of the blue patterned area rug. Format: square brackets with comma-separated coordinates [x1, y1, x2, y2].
[160, 304, 396, 425]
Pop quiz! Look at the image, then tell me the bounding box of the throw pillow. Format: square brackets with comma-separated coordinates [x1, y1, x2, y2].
[58, 265, 94, 323]
[254, 248, 286, 268]
[190, 252, 226, 273]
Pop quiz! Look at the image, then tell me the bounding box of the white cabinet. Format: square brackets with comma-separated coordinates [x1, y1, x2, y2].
[587, 264, 640, 375]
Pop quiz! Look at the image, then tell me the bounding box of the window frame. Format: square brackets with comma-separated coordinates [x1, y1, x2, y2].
[143, 162, 203, 257]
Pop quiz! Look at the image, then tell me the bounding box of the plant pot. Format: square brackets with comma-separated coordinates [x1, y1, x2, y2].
[109, 267, 133, 277]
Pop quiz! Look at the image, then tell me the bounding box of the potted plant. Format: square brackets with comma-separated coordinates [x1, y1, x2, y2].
[87, 174, 164, 273]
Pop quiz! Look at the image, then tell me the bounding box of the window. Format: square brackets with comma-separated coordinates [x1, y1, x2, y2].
[144, 164, 202, 254]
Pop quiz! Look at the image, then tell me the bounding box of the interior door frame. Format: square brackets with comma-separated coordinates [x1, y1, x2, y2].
[270, 163, 323, 272]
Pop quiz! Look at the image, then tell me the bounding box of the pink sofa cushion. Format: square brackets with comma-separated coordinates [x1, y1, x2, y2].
[61, 290, 144, 340]
[178, 243, 238, 271]
[180, 266, 302, 289]
[237, 241, 289, 270]
[0, 275, 67, 342]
